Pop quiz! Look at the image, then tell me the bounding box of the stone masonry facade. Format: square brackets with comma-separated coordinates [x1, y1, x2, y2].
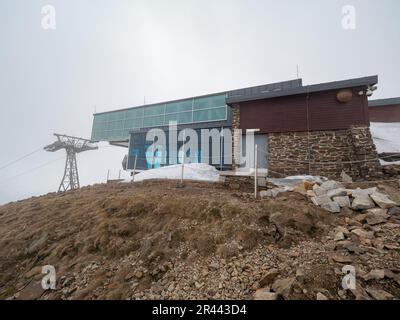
[267, 126, 382, 179]
[231, 104, 241, 170]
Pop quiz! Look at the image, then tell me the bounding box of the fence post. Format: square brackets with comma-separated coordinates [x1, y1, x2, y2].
[254, 144, 258, 199]
[106, 169, 110, 183]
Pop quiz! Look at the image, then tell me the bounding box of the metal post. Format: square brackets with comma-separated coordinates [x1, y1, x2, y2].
[254, 144, 258, 199]
[132, 155, 137, 183]
[107, 169, 110, 183]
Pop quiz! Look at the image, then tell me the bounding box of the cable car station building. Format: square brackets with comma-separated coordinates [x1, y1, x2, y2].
[91, 75, 383, 179]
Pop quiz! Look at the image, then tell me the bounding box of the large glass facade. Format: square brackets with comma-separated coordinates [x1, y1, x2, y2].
[91, 93, 228, 141]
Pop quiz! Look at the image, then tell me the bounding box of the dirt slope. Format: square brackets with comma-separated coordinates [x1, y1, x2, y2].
[0, 179, 399, 300]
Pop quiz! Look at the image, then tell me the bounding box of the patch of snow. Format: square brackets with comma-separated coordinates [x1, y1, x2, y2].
[370, 122, 400, 153]
[380, 159, 400, 166]
[124, 163, 221, 183]
[268, 175, 326, 189]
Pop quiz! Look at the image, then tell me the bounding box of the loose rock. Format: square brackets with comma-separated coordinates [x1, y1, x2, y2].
[370, 192, 398, 209]
[254, 288, 279, 300]
[351, 195, 375, 210]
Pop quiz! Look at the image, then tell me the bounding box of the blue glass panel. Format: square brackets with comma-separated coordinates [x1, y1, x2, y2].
[166, 99, 192, 113]
[143, 115, 164, 127]
[126, 108, 144, 118]
[193, 106, 226, 122]
[193, 94, 226, 110]
[144, 104, 165, 117]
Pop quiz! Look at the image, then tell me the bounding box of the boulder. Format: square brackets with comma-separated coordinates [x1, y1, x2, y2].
[333, 196, 351, 208]
[320, 180, 344, 191]
[366, 287, 394, 300]
[271, 277, 296, 299]
[334, 231, 345, 241]
[313, 184, 327, 196]
[351, 228, 374, 239]
[369, 192, 398, 209]
[321, 201, 341, 213]
[311, 195, 331, 206]
[253, 288, 279, 300]
[351, 195, 375, 210]
[351, 187, 377, 197]
[327, 188, 348, 198]
[365, 208, 389, 225]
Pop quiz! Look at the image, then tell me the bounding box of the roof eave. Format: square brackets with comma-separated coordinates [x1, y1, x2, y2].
[226, 75, 378, 105]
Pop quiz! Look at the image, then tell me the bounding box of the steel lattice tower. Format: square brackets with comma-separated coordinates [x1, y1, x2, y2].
[44, 134, 98, 192]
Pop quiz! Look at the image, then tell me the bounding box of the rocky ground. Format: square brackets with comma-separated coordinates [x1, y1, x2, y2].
[0, 175, 399, 300]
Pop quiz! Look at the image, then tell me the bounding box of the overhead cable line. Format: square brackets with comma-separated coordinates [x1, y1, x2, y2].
[0, 148, 43, 171]
[0, 156, 65, 186]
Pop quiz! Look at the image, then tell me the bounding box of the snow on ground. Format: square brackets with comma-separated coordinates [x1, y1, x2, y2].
[125, 163, 221, 183]
[370, 122, 400, 154]
[380, 159, 400, 166]
[268, 175, 326, 190]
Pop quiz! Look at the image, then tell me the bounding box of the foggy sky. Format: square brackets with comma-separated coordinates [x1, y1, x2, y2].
[0, 0, 399, 204]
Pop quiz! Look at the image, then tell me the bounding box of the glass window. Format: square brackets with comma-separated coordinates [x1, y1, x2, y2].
[193, 94, 226, 110]
[108, 111, 125, 121]
[124, 118, 142, 129]
[166, 99, 192, 114]
[143, 115, 164, 127]
[108, 120, 124, 130]
[94, 114, 108, 122]
[164, 111, 192, 125]
[92, 94, 227, 141]
[126, 107, 144, 119]
[92, 122, 100, 132]
[193, 106, 226, 122]
[144, 104, 165, 117]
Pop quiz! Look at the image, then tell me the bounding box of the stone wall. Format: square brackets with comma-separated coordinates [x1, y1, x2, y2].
[231, 104, 241, 170]
[267, 126, 382, 180]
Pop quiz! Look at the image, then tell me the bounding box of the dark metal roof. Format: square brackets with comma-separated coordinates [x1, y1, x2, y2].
[369, 97, 400, 107]
[226, 75, 378, 104]
[227, 79, 302, 101]
[94, 75, 378, 115]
